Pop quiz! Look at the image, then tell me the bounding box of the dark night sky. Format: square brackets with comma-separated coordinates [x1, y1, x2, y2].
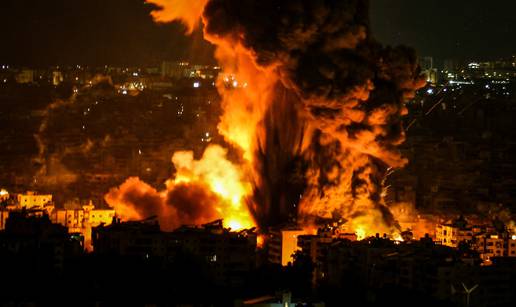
[371, 0, 515, 63]
[0, 0, 213, 66]
[0, 0, 514, 67]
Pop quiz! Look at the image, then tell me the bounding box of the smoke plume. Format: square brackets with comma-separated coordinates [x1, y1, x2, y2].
[140, 0, 425, 235]
[104, 177, 222, 230]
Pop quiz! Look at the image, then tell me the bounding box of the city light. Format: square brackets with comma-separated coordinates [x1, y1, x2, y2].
[1, 1, 515, 305]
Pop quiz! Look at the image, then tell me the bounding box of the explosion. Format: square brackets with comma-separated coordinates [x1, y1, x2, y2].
[107, 0, 425, 236]
[106, 145, 254, 230]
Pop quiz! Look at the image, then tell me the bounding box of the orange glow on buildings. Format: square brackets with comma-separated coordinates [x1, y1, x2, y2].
[268, 228, 308, 266]
[52, 201, 115, 251]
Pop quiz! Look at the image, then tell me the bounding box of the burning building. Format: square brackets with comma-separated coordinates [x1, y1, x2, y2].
[107, 0, 425, 238]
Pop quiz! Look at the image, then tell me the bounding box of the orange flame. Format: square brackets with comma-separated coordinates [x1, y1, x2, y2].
[132, 0, 425, 239]
[108, 3, 269, 232]
[169, 145, 254, 230]
[106, 145, 255, 231]
[146, 0, 207, 33]
[213, 45, 279, 163]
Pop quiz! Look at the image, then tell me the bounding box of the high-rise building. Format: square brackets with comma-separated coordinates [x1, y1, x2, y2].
[419, 56, 433, 71]
[419, 56, 438, 84]
[268, 227, 307, 266]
